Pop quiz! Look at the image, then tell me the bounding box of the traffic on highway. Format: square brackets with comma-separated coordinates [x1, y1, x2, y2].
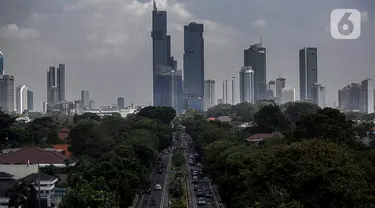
[134, 150, 172, 208]
[182, 132, 220, 208]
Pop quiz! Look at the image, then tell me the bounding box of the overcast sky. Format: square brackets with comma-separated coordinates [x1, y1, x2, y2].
[0, 0, 374, 110]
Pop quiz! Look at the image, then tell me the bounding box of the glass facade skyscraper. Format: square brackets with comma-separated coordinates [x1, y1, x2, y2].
[239, 67, 255, 104]
[0, 50, 3, 75]
[299, 47, 318, 101]
[244, 43, 267, 101]
[151, 1, 176, 108]
[183, 22, 204, 111]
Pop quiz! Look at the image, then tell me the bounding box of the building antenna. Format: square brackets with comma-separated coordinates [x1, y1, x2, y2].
[260, 37, 263, 44]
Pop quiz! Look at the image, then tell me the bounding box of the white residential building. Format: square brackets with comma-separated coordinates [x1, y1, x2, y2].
[281, 88, 295, 104]
[16, 85, 28, 114]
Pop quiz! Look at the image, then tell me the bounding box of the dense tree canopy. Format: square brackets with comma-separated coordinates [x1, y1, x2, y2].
[182, 103, 375, 208]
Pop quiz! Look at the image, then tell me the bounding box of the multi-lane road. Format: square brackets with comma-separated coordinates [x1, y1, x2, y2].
[134, 152, 172, 208]
[183, 133, 220, 208]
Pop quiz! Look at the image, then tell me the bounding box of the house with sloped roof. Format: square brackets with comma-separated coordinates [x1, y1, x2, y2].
[246, 132, 284, 142]
[0, 147, 76, 180]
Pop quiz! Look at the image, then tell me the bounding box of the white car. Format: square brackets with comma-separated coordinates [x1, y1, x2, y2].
[197, 197, 206, 206]
[154, 184, 162, 190]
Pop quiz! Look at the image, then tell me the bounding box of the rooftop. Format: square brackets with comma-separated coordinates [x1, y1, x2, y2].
[0, 147, 67, 165]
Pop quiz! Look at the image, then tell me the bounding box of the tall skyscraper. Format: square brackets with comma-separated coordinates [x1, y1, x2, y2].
[155, 66, 174, 107]
[222, 77, 235, 105]
[217, 98, 223, 105]
[268, 80, 276, 99]
[16, 85, 28, 114]
[299, 47, 318, 101]
[183, 22, 205, 111]
[244, 42, 267, 101]
[57, 64, 66, 101]
[204, 80, 215, 111]
[275, 77, 286, 99]
[47, 66, 56, 103]
[312, 83, 326, 108]
[281, 88, 296, 104]
[81, 90, 90, 111]
[239, 66, 255, 104]
[0, 50, 3, 75]
[117, 97, 125, 109]
[27, 90, 33, 111]
[360, 79, 374, 114]
[172, 70, 184, 114]
[0, 75, 14, 112]
[151, 1, 176, 106]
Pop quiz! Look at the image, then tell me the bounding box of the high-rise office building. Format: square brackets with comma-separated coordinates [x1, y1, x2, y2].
[81, 90, 90, 111]
[338, 83, 361, 111]
[275, 77, 286, 99]
[299, 47, 318, 101]
[117, 97, 125, 109]
[360, 79, 374, 114]
[268, 80, 276, 99]
[16, 85, 28, 114]
[204, 80, 215, 111]
[172, 70, 184, 114]
[151, 1, 176, 106]
[0, 50, 3, 75]
[27, 90, 33, 111]
[239, 67, 255, 104]
[311, 83, 326, 108]
[155, 66, 174, 107]
[244, 42, 267, 101]
[217, 98, 223, 105]
[89, 100, 95, 110]
[183, 22, 205, 111]
[222, 77, 235, 105]
[57, 64, 66, 101]
[47, 66, 56, 103]
[338, 79, 373, 113]
[0, 75, 14, 112]
[281, 88, 295, 104]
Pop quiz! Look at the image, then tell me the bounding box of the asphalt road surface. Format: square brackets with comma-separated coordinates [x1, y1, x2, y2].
[184, 133, 218, 208]
[134, 152, 171, 208]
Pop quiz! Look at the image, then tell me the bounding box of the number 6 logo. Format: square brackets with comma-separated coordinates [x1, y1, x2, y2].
[331, 9, 361, 39]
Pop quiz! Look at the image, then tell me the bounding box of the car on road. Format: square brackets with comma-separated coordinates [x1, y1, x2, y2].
[193, 178, 199, 184]
[205, 192, 213, 198]
[197, 197, 206, 206]
[157, 169, 163, 174]
[161, 163, 166, 168]
[154, 184, 162, 190]
[193, 184, 199, 191]
[196, 162, 202, 167]
[145, 188, 151, 194]
[196, 190, 204, 197]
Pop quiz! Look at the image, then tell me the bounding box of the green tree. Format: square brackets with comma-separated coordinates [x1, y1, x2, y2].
[231, 102, 257, 122]
[244, 139, 374, 208]
[253, 105, 291, 132]
[294, 108, 356, 145]
[68, 120, 113, 159]
[137, 106, 176, 125]
[282, 101, 320, 123]
[172, 151, 185, 167]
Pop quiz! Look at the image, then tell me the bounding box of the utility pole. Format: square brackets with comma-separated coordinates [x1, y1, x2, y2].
[38, 162, 41, 208]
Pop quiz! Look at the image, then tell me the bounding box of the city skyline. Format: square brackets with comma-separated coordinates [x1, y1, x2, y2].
[0, 0, 374, 110]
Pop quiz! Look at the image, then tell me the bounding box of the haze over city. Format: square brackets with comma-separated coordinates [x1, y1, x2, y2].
[0, 0, 374, 110]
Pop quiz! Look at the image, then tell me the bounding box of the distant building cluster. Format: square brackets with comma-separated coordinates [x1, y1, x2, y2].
[0, 1, 374, 115]
[338, 78, 374, 114]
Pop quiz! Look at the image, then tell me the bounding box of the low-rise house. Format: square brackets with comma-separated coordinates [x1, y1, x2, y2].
[22, 173, 58, 207]
[0, 172, 18, 207]
[0, 147, 76, 179]
[57, 128, 70, 142]
[246, 132, 284, 142]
